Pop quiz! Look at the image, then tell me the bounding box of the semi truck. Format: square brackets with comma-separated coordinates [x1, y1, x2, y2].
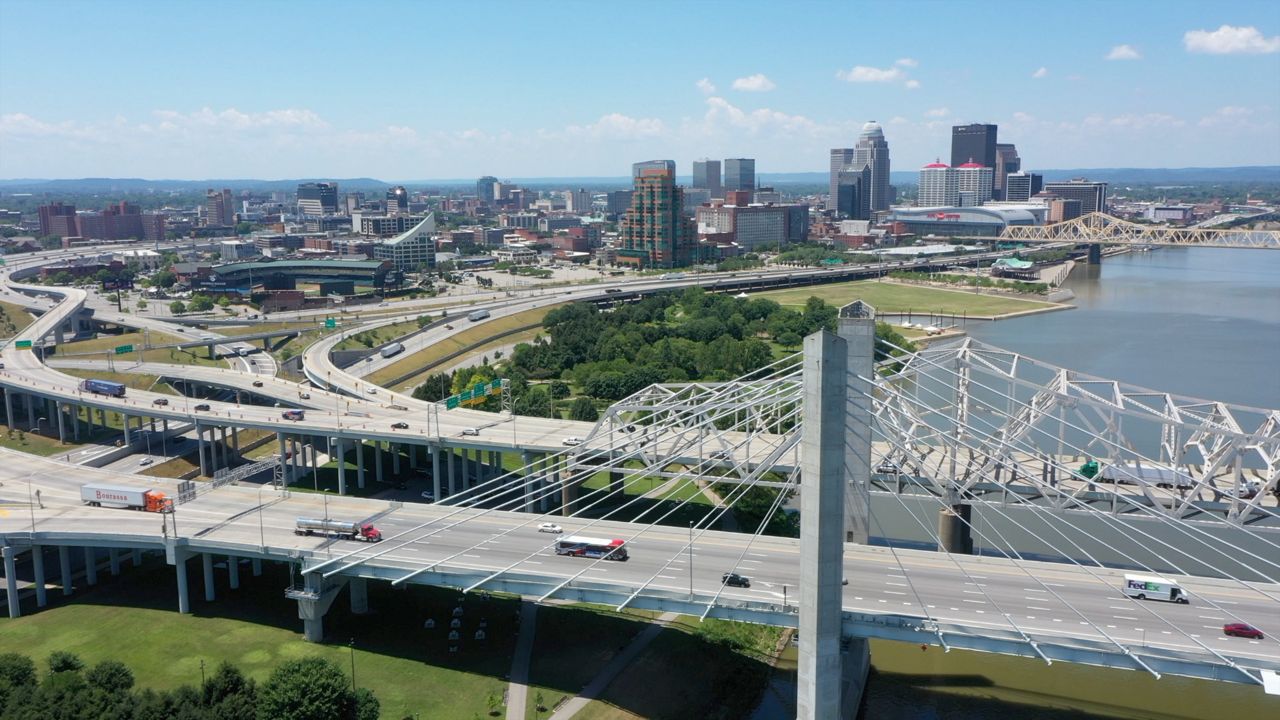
[81, 483, 170, 512]
[379, 342, 405, 359]
[294, 517, 383, 542]
[467, 309, 490, 322]
[79, 378, 127, 397]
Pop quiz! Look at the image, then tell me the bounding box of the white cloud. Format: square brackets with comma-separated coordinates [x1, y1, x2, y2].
[888, 116, 909, 125]
[1032, 67, 1048, 78]
[1106, 44, 1142, 60]
[1199, 105, 1254, 126]
[836, 65, 903, 83]
[1184, 25, 1280, 54]
[731, 73, 776, 92]
[894, 57, 918, 67]
[566, 112, 665, 139]
[1012, 111, 1035, 123]
[701, 96, 817, 134]
[1106, 113, 1184, 130]
[695, 77, 716, 95]
[904, 79, 921, 90]
[923, 107, 949, 118]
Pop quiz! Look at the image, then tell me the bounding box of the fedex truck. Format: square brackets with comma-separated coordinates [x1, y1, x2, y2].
[1122, 573, 1189, 603]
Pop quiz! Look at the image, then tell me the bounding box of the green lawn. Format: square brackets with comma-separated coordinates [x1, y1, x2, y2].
[0, 298, 36, 335]
[57, 329, 185, 355]
[0, 561, 518, 720]
[367, 304, 564, 388]
[755, 279, 1060, 318]
[523, 604, 649, 717]
[334, 319, 426, 352]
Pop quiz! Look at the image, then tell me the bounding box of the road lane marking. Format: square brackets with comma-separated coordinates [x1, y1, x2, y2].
[1028, 606, 1052, 612]
[962, 599, 984, 604]
[1113, 616, 1138, 621]
[884, 591, 906, 596]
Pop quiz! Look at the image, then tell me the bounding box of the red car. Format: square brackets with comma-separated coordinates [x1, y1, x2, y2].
[1223, 623, 1264, 639]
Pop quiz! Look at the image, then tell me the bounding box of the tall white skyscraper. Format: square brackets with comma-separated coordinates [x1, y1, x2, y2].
[918, 161, 957, 206]
[854, 121, 891, 212]
[955, 161, 994, 205]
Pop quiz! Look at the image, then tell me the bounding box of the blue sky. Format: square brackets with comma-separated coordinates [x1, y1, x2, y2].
[1, 0, 1277, 180]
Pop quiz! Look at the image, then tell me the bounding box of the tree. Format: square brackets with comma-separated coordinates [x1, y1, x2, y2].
[235, 222, 253, 235]
[548, 380, 570, 400]
[0, 653, 36, 689]
[85, 660, 134, 694]
[169, 300, 187, 315]
[188, 294, 215, 312]
[568, 396, 598, 422]
[203, 661, 257, 720]
[354, 687, 379, 720]
[514, 387, 552, 417]
[776, 331, 802, 350]
[411, 373, 453, 402]
[256, 656, 357, 720]
[486, 692, 501, 716]
[217, 296, 232, 308]
[152, 270, 177, 288]
[136, 299, 148, 310]
[47, 651, 85, 674]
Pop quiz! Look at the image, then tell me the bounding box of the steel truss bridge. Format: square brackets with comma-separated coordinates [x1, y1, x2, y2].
[999, 212, 1280, 249]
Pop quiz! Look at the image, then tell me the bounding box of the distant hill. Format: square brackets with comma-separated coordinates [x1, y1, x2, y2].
[1, 167, 1275, 194]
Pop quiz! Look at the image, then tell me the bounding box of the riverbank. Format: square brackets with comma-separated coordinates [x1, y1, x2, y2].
[755, 278, 1070, 321]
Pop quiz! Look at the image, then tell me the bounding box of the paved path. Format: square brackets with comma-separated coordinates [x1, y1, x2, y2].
[547, 611, 678, 720]
[505, 600, 539, 720]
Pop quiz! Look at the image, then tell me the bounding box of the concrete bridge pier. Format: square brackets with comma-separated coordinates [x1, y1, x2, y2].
[84, 548, 97, 586]
[196, 424, 209, 477]
[31, 545, 47, 607]
[375, 442, 384, 484]
[26, 394, 35, 431]
[391, 444, 401, 475]
[108, 549, 121, 576]
[408, 445, 419, 470]
[431, 445, 442, 501]
[356, 441, 366, 489]
[122, 415, 132, 447]
[132, 548, 142, 567]
[251, 558, 262, 576]
[350, 577, 368, 615]
[228, 556, 240, 590]
[202, 553, 216, 602]
[1087, 243, 1102, 264]
[168, 546, 192, 614]
[335, 439, 348, 495]
[295, 569, 347, 642]
[937, 504, 973, 554]
[4, 546, 20, 618]
[55, 401, 66, 443]
[4, 388, 14, 428]
[447, 449, 457, 496]
[58, 546, 73, 596]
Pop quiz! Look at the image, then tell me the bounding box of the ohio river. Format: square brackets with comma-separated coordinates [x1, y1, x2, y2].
[754, 247, 1280, 719]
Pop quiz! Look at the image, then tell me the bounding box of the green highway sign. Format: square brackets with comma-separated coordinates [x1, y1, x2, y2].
[324, 318, 337, 329]
[115, 344, 134, 355]
[14, 340, 31, 349]
[446, 397, 459, 409]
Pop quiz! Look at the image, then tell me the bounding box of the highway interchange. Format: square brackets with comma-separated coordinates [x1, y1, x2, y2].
[1, 239, 1279, 686]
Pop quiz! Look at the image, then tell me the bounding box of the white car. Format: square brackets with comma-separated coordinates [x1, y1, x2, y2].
[538, 523, 563, 534]
[421, 491, 435, 502]
[139, 457, 154, 466]
[366, 387, 378, 394]
[562, 437, 583, 446]
[461, 428, 480, 436]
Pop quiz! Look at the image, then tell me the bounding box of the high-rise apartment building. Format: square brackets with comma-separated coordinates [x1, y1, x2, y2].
[632, 159, 676, 177]
[854, 121, 891, 211]
[836, 165, 872, 220]
[950, 123, 998, 171]
[38, 202, 77, 238]
[1004, 172, 1043, 202]
[955, 162, 994, 205]
[565, 189, 592, 213]
[827, 148, 855, 211]
[205, 188, 235, 226]
[1044, 180, 1108, 214]
[619, 164, 695, 268]
[692, 159, 722, 199]
[296, 182, 338, 216]
[994, 144, 1020, 200]
[918, 161, 958, 206]
[723, 158, 755, 193]
[386, 186, 409, 215]
[605, 190, 633, 217]
[476, 176, 498, 204]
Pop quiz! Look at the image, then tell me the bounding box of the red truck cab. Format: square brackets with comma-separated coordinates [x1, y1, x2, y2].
[359, 524, 383, 542]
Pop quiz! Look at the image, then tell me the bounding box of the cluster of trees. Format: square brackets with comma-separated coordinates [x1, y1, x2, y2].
[715, 253, 764, 272]
[169, 294, 219, 315]
[889, 270, 1049, 295]
[0, 652, 378, 720]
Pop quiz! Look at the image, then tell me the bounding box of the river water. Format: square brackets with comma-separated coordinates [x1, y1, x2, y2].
[752, 248, 1280, 719]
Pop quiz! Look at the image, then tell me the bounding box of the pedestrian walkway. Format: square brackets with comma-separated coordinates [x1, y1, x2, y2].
[547, 611, 678, 720]
[505, 601, 539, 720]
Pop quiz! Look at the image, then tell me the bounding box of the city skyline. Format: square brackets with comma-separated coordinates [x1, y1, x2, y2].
[1, 0, 1278, 179]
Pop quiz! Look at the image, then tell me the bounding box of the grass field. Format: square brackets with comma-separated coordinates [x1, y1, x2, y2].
[0, 424, 77, 456]
[756, 279, 1060, 318]
[57, 329, 185, 355]
[0, 298, 35, 335]
[334, 318, 424, 352]
[0, 561, 516, 720]
[367, 303, 565, 388]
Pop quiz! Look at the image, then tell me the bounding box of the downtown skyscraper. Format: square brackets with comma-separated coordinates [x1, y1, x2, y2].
[854, 121, 891, 212]
[619, 162, 696, 268]
[723, 158, 755, 194]
[692, 159, 722, 199]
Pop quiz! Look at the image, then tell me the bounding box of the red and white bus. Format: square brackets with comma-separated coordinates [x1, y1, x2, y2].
[555, 535, 628, 561]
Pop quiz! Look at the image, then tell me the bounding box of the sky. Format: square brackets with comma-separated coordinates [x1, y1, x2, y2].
[1, 0, 1278, 181]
